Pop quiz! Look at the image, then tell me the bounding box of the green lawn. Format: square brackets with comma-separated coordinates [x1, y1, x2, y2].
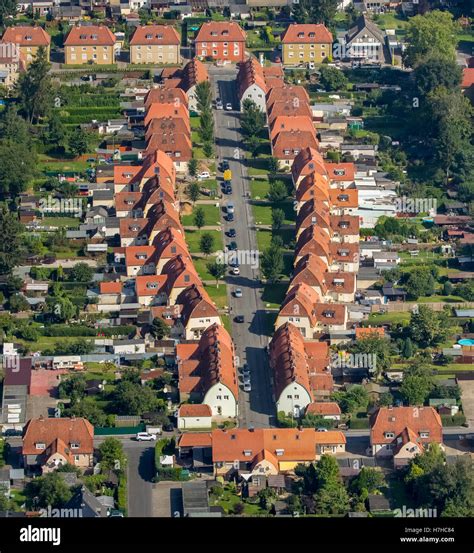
[252, 201, 296, 226]
[210, 487, 266, 516]
[203, 283, 228, 309]
[366, 312, 411, 325]
[220, 314, 231, 334]
[247, 158, 270, 177]
[184, 230, 223, 254]
[38, 153, 94, 173]
[262, 282, 288, 308]
[250, 179, 270, 199]
[16, 335, 94, 353]
[41, 216, 81, 229]
[192, 256, 215, 281]
[256, 228, 294, 252]
[262, 311, 278, 336]
[181, 204, 221, 227]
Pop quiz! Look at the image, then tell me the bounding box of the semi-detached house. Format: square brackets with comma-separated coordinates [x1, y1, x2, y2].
[64, 25, 117, 65]
[194, 22, 246, 63]
[130, 25, 180, 65]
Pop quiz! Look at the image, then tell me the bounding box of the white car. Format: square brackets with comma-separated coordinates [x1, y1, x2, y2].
[198, 171, 211, 180]
[216, 99, 223, 110]
[136, 432, 157, 441]
[225, 102, 233, 111]
[234, 288, 243, 298]
[244, 382, 251, 392]
[231, 267, 240, 275]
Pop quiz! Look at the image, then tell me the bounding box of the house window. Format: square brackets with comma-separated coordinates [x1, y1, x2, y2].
[384, 432, 395, 439]
[420, 432, 429, 439]
[35, 442, 45, 449]
[70, 442, 80, 449]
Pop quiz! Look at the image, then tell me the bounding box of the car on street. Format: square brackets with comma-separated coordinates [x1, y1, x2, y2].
[223, 185, 232, 195]
[220, 160, 230, 171]
[243, 382, 251, 392]
[228, 241, 237, 251]
[227, 212, 234, 222]
[231, 266, 240, 275]
[225, 102, 233, 111]
[226, 202, 235, 214]
[135, 432, 157, 441]
[227, 228, 236, 238]
[216, 99, 223, 110]
[234, 315, 244, 323]
[243, 374, 251, 385]
[197, 171, 211, 180]
[241, 363, 250, 376]
[234, 288, 243, 298]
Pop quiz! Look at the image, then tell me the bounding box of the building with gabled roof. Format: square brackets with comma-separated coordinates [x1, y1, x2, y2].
[176, 284, 220, 340]
[281, 23, 333, 66]
[130, 25, 180, 65]
[177, 324, 238, 419]
[64, 25, 117, 65]
[194, 21, 246, 63]
[237, 56, 267, 112]
[370, 406, 443, 466]
[1, 25, 50, 64]
[22, 417, 94, 473]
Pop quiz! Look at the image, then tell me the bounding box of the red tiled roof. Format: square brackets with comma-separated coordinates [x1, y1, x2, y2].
[99, 281, 123, 294]
[462, 68, 474, 88]
[194, 21, 246, 43]
[370, 407, 443, 447]
[179, 404, 212, 417]
[130, 25, 180, 46]
[178, 432, 212, 448]
[64, 25, 116, 46]
[306, 402, 341, 416]
[22, 417, 94, 456]
[2, 26, 51, 47]
[281, 24, 333, 44]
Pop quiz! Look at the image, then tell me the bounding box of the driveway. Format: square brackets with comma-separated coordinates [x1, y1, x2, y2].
[152, 482, 183, 517]
[123, 442, 155, 517]
[209, 66, 275, 428]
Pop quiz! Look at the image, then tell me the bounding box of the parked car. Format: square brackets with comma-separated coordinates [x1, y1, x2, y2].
[243, 374, 251, 385]
[228, 241, 237, 251]
[241, 363, 250, 376]
[234, 315, 244, 323]
[136, 432, 157, 441]
[227, 212, 234, 222]
[227, 228, 236, 238]
[220, 160, 230, 172]
[226, 202, 235, 214]
[225, 102, 233, 111]
[223, 185, 232, 195]
[234, 288, 243, 298]
[198, 171, 211, 180]
[231, 267, 240, 275]
[216, 99, 223, 110]
[243, 382, 251, 392]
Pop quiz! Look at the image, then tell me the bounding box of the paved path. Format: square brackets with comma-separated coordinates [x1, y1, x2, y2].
[210, 66, 275, 428]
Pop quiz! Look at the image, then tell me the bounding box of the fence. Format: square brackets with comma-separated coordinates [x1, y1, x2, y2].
[371, 302, 474, 313]
[95, 424, 145, 436]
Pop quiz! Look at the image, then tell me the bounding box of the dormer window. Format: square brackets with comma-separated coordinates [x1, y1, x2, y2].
[297, 32, 304, 38]
[334, 169, 346, 176]
[35, 442, 45, 450]
[323, 310, 335, 318]
[126, 199, 135, 205]
[147, 282, 158, 289]
[130, 225, 140, 232]
[339, 249, 349, 257]
[384, 432, 395, 439]
[184, 275, 190, 283]
[339, 221, 350, 229]
[420, 431, 429, 439]
[146, 34, 153, 40]
[338, 194, 349, 202]
[309, 32, 315, 38]
[136, 253, 148, 260]
[275, 449, 285, 456]
[243, 450, 252, 456]
[70, 442, 80, 449]
[156, 34, 163, 40]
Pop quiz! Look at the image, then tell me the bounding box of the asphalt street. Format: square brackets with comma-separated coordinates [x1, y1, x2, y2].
[209, 66, 275, 428]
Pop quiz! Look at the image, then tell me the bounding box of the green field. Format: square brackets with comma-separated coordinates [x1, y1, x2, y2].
[181, 204, 221, 227]
[203, 283, 228, 309]
[252, 201, 296, 226]
[184, 229, 223, 254]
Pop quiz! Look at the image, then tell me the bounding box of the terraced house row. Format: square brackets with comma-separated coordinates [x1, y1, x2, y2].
[96, 68, 238, 422]
[240, 57, 360, 418]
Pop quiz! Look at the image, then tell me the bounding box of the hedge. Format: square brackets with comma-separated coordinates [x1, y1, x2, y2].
[348, 417, 370, 429]
[441, 413, 467, 427]
[42, 324, 135, 337]
[117, 473, 127, 516]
